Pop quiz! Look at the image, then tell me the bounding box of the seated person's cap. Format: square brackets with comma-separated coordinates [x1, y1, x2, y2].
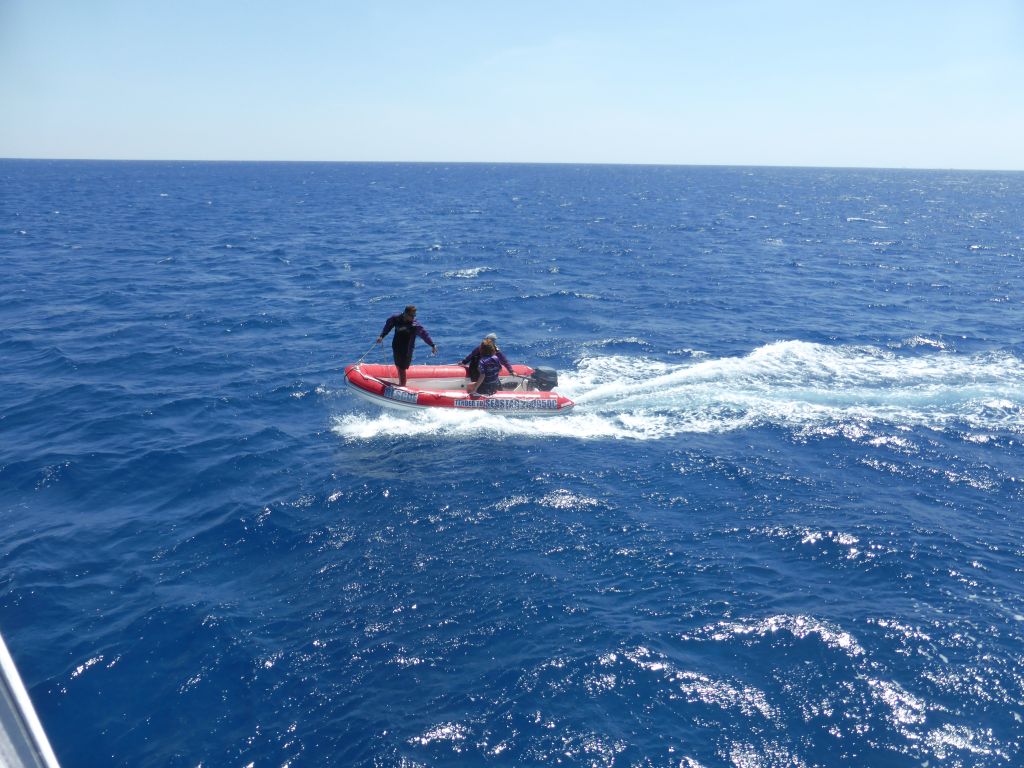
[485, 333, 498, 340]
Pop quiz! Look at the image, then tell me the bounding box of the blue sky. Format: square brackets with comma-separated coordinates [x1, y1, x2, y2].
[2, 1, 1023, 169]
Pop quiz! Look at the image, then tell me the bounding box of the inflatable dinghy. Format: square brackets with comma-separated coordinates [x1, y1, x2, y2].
[345, 363, 574, 415]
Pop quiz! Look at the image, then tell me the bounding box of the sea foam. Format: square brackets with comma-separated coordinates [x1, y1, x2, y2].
[334, 341, 1024, 441]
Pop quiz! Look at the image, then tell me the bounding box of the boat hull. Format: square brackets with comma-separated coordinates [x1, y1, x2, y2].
[344, 363, 574, 416]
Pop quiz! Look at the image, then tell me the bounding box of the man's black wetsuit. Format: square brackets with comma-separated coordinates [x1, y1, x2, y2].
[380, 313, 435, 370]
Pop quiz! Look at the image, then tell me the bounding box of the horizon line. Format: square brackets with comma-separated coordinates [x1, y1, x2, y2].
[2, 156, 1023, 174]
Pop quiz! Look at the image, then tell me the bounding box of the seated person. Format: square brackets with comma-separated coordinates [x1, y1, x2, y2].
[466, 340, 503, 396]
[460, 332, 513, 381]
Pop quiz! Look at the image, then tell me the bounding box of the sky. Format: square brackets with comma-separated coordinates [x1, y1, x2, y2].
[2, 0, 1023, 169]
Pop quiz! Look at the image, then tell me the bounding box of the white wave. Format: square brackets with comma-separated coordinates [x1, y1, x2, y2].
[442, 266, 494, 279]
[681, 614, 865, 657]
[622, 645, 778, 720]
[409, 722, 469, 746]
[894, 336, 949, 350]
[332, 341, 1024, 441]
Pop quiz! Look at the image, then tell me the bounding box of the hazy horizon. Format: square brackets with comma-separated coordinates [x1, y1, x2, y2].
[5, 157, 1024, 174]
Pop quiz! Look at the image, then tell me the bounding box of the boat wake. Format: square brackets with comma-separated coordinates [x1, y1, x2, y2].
[332, 340, 1024, 441]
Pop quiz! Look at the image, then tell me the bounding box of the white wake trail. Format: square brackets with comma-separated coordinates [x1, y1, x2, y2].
[333, 341, 1024, 441]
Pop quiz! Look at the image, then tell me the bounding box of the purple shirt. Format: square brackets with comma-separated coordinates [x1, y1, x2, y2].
[460, 345, 513, 374]
[479, 354, 503, 385]
[476, 354, 504, 394]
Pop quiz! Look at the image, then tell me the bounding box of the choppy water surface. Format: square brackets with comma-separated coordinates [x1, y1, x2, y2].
[2, 161, 1024, 766]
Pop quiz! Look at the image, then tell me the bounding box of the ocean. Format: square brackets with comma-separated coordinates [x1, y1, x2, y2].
[2, 160, 1023, 767]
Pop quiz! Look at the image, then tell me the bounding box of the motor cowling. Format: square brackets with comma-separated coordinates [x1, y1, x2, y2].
[530, 367, 559, 391]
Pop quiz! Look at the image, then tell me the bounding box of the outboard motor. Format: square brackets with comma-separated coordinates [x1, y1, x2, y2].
[530, 367, 559, 391]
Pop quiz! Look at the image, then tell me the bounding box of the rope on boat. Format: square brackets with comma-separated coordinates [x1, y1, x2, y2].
[354, 342, 379, 365]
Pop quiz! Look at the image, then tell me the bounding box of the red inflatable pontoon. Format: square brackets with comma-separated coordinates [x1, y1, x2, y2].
[344, 363, 574, 416]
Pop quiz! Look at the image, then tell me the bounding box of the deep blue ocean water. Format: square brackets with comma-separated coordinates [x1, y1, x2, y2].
[2, 160, 1024, 767]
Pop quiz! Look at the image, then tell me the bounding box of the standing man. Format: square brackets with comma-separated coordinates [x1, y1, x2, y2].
[376, 305, 437, 387]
